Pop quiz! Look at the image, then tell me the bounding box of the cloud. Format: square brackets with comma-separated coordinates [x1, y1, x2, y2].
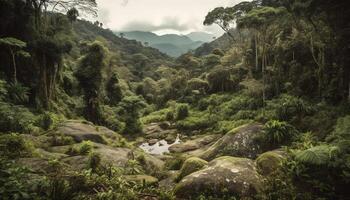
[98, 7, 111, 24]
[121, 0, 129, 7]
[120, 17, 193, 32]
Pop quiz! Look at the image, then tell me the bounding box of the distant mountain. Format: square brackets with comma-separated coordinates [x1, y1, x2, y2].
[193, 30, 237, 57]
[186, 32, 216, 43]
[115, 31, 212, 57]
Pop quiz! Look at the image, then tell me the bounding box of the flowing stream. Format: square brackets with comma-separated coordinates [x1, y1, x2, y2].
[139, 134, 181, 155]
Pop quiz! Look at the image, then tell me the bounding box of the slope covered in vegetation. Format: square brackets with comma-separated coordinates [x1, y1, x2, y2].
[0, 0, 350, 199]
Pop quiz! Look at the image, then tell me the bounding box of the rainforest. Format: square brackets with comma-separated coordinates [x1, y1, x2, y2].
[0, 0, 349, 199]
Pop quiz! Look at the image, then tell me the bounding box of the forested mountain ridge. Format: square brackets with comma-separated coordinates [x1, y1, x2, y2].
[117, 31, 211, 57]
[0, 0, 350, 199]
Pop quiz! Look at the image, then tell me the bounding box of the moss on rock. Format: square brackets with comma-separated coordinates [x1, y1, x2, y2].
[176, 157, 208, 181]
[174, 156, 263, 199]
[256, 150, 286, 176]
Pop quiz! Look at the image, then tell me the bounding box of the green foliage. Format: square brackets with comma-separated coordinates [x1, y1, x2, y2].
[0, 133, 32, 158]
[0, 102, 37, 133]
[76, 41, 108, 124]
[106, 72, 123, 106]
[0, 159, 43, 200]
[176, 112, 212, 131]
[50, 133, 75, 146]
[119, 95, 147, 134]
[295, 145, 338, 166]
[68, 141, 94, 155]
[38, 112, 65, 131]
[7, 82, 29, 104]
[141, 108, 171, 124]
[88, 151, 101, 172]
[260, 120, 298, 149]
[175, 103, 189, 120]
[326, 115, 350, 143]
[67, 8, 79, 23]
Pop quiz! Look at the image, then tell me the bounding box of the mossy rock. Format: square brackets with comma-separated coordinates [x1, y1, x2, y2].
[176, 157, 208, 181]
[124, 175, 158, 186]
[174, 156, 263, 199]
[52, 120, 108, 144]
[199, 123, 264, 161]
[256, 150, 286, 176]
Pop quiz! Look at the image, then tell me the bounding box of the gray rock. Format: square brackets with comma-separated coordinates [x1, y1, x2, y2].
[199, 123, 264, 161]
[175, 156, 263, 199]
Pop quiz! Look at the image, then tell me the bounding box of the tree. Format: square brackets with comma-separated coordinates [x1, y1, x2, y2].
[0, 37, 29, 83]
[25, 0, 97, 31]
[204, 1, 258, 40]
[237, 6, 285, 107]
[66, 7, 79, 23]
[76, 41, 108, 124]
[119, 96, 147, 134]
[106, 72, 122, 105]
[204, 7, 236, 39]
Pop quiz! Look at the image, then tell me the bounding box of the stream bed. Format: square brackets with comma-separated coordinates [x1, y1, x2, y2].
[139, 134, 181, 155]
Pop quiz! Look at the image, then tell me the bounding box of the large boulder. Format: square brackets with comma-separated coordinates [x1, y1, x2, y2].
[175, 156, 263, 199]
[59, 142, 133, 171]
[123, 175, 158, 186]
[176, 157, 208, 181]
[169, 134, 219, 153]
[52, 120, 108, 144]
[256, 149, 286, 176]
[199, 123, 263, 161]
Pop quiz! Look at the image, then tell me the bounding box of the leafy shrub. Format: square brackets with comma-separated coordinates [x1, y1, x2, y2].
[0, 133, 32, 158]
[258, 120, 298, 149]
[68, 141, 94, 155]
[216, 119, 254, 134]
[267, 94, 313, 125]
[38, 112, 65, 130]
[7, 82, 30, 104]
[141, 108, 171, 124]
[0, 102, 37, 133]
[221, 95, 261, 117]
[326, 115, 350, 143]
[176, 114, 212, 131]
[79, 141, 94, 155]
[88, 152, 101, 172]
[0, 159, 43, 200]
[100, 105, 125, 132]
[50, 133, 75, 146]
[175, 103, 189, 120]
[295, 145, 338, 166]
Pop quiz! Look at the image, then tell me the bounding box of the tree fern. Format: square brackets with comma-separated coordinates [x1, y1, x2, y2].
[296, 145, 339, 166]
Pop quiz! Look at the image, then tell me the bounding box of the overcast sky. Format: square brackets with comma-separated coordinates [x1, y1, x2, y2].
[95, 0, 244, 36]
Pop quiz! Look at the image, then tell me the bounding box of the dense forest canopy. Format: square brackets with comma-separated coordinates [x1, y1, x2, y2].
[0, 0, 349, 199]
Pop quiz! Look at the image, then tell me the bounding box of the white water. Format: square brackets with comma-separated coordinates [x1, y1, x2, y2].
[139, 134, 181, 155]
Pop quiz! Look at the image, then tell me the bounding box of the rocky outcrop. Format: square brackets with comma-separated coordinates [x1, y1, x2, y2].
[52, 120, 108, 144]
[169, 134, 219, 153]
[175, 156, 263, 199]
[256, 149, 286, 176]
[199, 123, 264, 161]
[143, 122, 178, 142]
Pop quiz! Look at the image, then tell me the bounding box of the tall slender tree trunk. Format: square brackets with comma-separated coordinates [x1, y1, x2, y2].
[255, 33, 259, 71]
[10, 48, 17, 83]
